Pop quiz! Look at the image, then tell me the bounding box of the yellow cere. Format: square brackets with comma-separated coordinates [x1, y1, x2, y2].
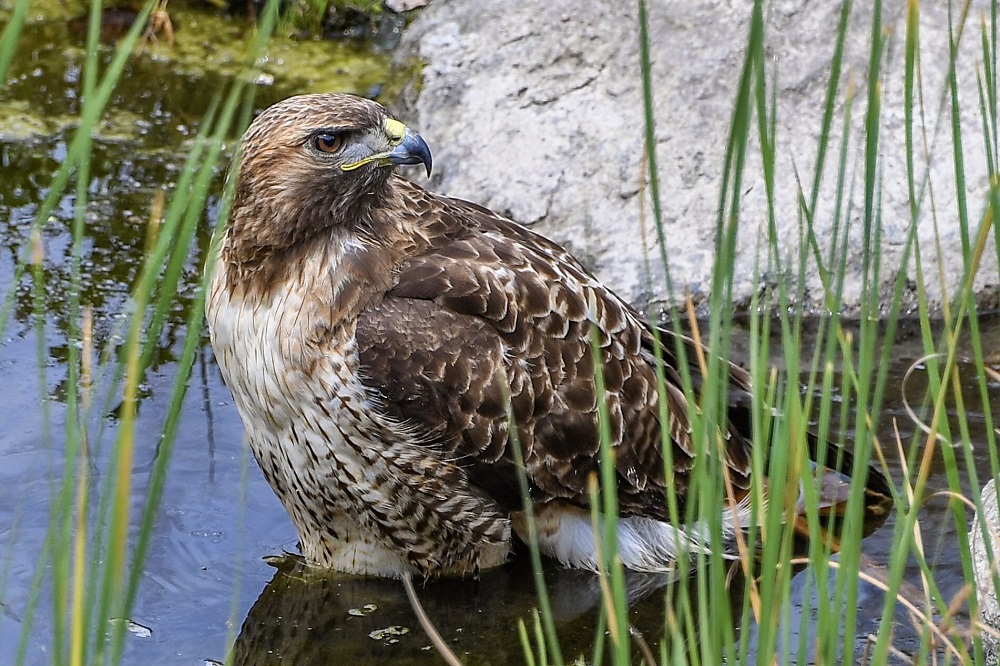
[341, 119, 409, 172]
[384, 118, 407, 145]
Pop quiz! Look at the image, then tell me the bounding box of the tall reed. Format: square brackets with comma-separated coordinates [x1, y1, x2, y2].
[0, 1, 283, 662]
[512, 0, 1000, 663]
[3, 0, 1000, 663]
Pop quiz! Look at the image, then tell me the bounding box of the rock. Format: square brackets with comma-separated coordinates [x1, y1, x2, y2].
[971, 477, 1000, 663]
[393, 0, 998, 315]
[385, 0, 427, 12]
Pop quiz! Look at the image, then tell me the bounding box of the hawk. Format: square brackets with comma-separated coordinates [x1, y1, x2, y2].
[206, 93, 891, 578]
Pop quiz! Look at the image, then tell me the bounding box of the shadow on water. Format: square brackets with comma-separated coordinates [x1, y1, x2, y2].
[231, 554, 705, 665]
[2, 3, 1000, 664]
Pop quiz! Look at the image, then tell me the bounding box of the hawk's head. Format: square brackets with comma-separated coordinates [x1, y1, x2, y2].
[228, 93, 432, 258]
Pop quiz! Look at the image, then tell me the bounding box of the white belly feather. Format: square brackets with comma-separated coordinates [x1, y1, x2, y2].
[206, 256, 511, 576]
[206, 253, 746, 577]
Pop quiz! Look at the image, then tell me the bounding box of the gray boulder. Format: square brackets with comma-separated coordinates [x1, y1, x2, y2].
[393, 0, 997, 315]
[972, 477, 1000, 663]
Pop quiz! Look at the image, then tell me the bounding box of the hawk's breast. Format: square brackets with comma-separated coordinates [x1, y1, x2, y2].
[206, 253, 511, 576]
[206, 258, 413, 574]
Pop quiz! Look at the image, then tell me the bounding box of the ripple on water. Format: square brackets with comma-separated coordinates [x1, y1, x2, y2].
[2, 4, 1000, 662]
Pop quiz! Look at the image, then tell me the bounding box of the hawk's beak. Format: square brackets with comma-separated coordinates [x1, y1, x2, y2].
[386, 125, 432, 177]
[341, 119, 433, 177]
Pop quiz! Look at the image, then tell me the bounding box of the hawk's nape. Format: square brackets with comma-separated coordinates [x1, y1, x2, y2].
[206, 93, 893, 578]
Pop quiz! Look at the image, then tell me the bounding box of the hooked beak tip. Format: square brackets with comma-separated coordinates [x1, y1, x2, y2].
[388, 127, 432, 177]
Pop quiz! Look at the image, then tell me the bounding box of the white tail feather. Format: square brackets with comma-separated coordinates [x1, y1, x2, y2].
[519, 496, 765, 574]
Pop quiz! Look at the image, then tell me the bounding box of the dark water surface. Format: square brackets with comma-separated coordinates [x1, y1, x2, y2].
[2, 5, 999, 665]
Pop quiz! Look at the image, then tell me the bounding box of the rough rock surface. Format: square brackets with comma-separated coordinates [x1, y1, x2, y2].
[971, 478, 1000, 664]
[393, 0, 998, 315]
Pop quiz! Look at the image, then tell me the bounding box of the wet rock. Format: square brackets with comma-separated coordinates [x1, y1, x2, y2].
[394, 0, 997, 315]
[323, 2, 408, 49]
[972, 478, 1000, 663]
[67, 7, 170, 45]
[385, 0, 426, 12]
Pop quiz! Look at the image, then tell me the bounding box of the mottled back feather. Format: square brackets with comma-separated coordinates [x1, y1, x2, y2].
[209, 93, 892, 577]
[355, 179, 758, 521]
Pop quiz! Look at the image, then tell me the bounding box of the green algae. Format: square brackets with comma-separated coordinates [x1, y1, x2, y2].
[0, 1, 398, 146]
[141, 4, 394, 95]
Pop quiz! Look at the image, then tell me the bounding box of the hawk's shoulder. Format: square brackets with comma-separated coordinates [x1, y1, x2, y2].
[355, 187, 755, 518]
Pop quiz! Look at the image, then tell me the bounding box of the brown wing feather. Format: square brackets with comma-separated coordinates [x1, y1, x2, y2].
[356, 182, 755, 521]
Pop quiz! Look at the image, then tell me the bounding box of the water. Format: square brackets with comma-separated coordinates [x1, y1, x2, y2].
[1, 4, 998, 664]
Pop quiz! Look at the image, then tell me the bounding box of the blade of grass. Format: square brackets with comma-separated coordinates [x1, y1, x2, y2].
[0, 0, 30, 85]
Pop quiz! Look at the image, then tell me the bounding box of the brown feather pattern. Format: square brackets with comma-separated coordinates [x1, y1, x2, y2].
[206, 93, 891, 577]
[351, 183, 754, 521]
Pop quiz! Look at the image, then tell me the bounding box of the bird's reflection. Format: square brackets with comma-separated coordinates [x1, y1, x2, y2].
[229, 548, 748, 665]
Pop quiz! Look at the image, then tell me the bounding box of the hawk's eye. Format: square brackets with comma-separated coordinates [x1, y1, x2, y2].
[313, 132, 344, 154]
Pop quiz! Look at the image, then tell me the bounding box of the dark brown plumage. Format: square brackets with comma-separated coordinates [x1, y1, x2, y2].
[206, 93, 892, 578]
